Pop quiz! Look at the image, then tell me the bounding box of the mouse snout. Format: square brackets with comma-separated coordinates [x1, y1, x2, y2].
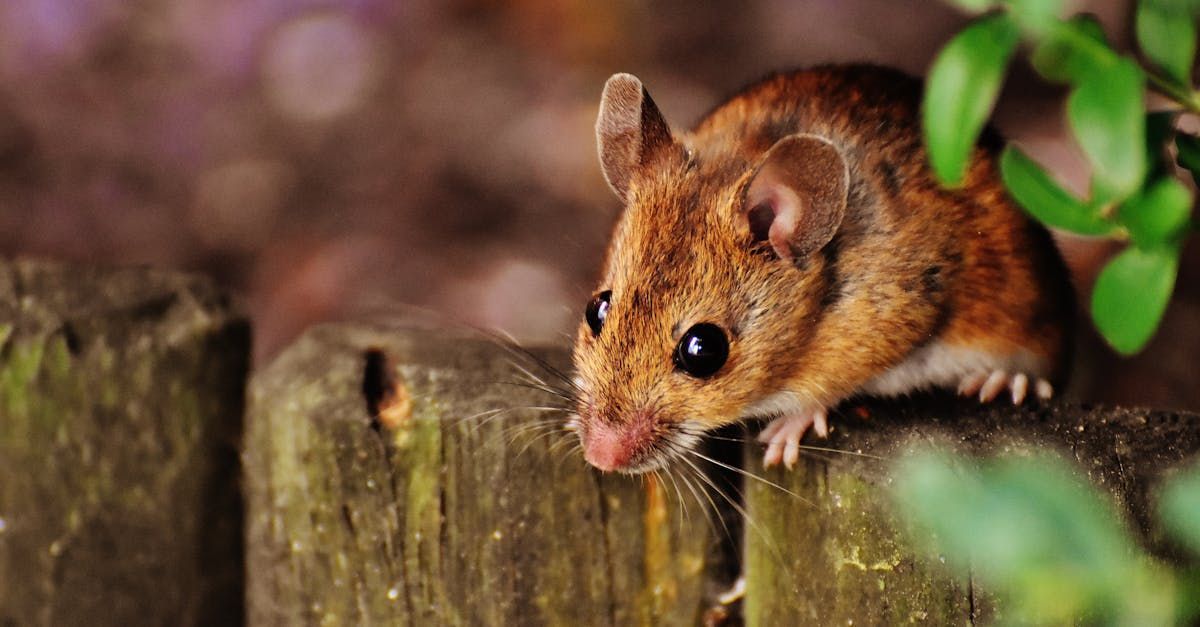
[580, 412, 655, 473]
[582, 422, 632, 471]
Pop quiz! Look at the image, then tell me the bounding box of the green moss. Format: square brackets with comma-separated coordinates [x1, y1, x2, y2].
[400, 410, 448, 618]
[743, 451, 973, 625]
[1, 337, 44, 418]
[1, 335, 80, 453]
[1, 262, 247, 625]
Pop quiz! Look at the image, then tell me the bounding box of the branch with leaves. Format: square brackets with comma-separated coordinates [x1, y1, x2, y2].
[923, 0, 1199, 354]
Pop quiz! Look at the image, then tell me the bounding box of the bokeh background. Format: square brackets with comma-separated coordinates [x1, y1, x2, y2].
[1, 0, 1195, 409]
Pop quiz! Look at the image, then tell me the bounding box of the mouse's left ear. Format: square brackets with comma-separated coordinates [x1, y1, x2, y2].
[596, 73, 675, 202]
[742, 134, 849, 260]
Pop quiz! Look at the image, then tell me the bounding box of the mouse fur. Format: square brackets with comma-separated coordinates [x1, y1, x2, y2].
[572, 64, 1073, 473]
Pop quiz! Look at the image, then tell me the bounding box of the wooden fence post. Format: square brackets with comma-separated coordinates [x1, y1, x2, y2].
[0, 260, 249, 626]
[244, 321, 737, 626]
[744, 397, 1200, 624]
[8, 261, 1197, 625]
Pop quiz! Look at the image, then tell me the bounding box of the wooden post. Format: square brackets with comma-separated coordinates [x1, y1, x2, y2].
[247, 321, 1200, 624]
[0, 260, 249, 626]
[8, 262, 1197, 625]
[244, 321, 737, 626]
[744, 397, 1200, 624]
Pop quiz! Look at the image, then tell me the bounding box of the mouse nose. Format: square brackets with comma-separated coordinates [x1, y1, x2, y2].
[583, 418, 643, 470]
[583, 422, 633, 471]
[582, 410, 659, 472]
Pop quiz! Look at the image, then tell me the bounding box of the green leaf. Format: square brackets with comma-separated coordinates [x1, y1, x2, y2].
[1091, 245, 1179, 354]
[1160, 463, 1200, 555]
[1000, 146, 1113, 235]
[1119, 177, 1193, 247]
[1031, 15, 1114, 84]
[1177, 133, 1200, 186]
[1004, 0, 1064, 34]
[1137, 0, 1197, 86]
[892, 450, 1156, 623]
[924, 13, 1021, 187]
[1067, 60, 1148, 200]
[1166, 0, 1200, 11]
[948, 0, 997, 10]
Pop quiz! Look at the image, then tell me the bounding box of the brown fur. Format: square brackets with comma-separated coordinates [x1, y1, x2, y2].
[574, 65, 1073, 470]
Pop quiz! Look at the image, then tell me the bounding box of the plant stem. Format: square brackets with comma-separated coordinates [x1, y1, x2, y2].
[1146, 72, 1200, 115]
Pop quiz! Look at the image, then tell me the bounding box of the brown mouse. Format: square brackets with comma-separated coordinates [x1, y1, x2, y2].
[570, 65, 1073, 473]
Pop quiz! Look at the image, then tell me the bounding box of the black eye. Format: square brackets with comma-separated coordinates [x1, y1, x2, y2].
[585, 290, 612, 336]
[674, 323, 729, 378]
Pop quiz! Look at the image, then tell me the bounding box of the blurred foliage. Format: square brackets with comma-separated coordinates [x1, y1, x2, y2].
[923, 0, 1200, 355]
[894, 449, 1200, 625]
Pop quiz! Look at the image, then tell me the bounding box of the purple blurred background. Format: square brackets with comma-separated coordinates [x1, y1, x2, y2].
[1, 0, 1195, 409]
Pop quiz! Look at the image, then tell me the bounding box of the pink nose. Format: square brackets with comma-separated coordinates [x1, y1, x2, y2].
[583, 422, 634, 472]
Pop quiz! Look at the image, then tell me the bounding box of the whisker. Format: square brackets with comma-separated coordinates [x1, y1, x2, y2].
[495, 416, 565, 435]
[794, 444, 887, 461]
[548, 432, 578, 457]
[661, 465, 691, 529]
[456, 407, 506, 425]
[701, 430, 888, 461]
[497, 419, 567, 444]
[699, 433, 751, 443]
[513, 423, 572, 458]
[496, 380, 575, 403]
[669, 446, 731, 543]
[687, 447, 814, 507]
[673, 461, 720, 539]
[464, 405, 565, 435]
[563, 442, 584, 458]
[652, 463, 691, 530]
[483, 417, 564, 447]
[676, 449, 783, 562]
[488, 332, 583, 395]
[502, 358, 576, 400]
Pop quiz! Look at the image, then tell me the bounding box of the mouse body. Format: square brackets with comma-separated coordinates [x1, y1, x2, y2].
[571, 65, 1073, 473]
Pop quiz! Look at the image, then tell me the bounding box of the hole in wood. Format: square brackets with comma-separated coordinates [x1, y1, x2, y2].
[362, 347, 410, 430]
[60, 322, 81, 356]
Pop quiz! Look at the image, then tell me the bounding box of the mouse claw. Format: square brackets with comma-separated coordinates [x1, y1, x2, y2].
[1010, 373, 1028, 405]
[1035, 378, 1054, 400]
[959, 370, 1053, 405]
[760, 407, 827, 470]
[813, 410, 829, 438]
[957, 372, 987, 397]
[978, 370, 1008, 402]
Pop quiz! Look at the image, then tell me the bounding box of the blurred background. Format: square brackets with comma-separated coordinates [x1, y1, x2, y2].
[0, 0, 1194, 409]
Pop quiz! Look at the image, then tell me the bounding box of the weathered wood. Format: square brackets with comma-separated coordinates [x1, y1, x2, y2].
[247, 322, 1200, 625]
[0, 259, 249, 626]
[744, 396, 1200, 625]
[244, 321, 736, 626]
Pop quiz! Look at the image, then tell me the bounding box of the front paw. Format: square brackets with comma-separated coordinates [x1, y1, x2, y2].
[957, 370, 1054, 404]
[756, 408, 829, 469]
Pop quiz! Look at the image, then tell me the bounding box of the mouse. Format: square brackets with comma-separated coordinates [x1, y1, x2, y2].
[570, 64, 1074, 473]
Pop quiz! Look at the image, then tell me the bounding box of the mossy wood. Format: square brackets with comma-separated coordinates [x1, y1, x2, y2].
[244, 321, 738, 626]
[745, 396, 1200, 624]
[247, 320, 1200, 626]
[0, 260, 249, 626]
[8, 259, 1193, 626]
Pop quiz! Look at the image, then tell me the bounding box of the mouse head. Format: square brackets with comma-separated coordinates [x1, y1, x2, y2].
[573, 73, 849, 473]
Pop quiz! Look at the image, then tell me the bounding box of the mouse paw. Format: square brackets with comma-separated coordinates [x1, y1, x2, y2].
[756, 407, 828, 469]
[957, 370, 1053, 405]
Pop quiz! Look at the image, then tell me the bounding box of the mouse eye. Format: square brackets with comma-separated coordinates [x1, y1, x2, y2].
[674, 323, 729, 378]
[585, 290, 612, 336]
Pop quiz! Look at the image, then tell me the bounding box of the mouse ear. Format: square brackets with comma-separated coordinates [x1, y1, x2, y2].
[596, 73, 674, 201]
[742, 134, 849, 260]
